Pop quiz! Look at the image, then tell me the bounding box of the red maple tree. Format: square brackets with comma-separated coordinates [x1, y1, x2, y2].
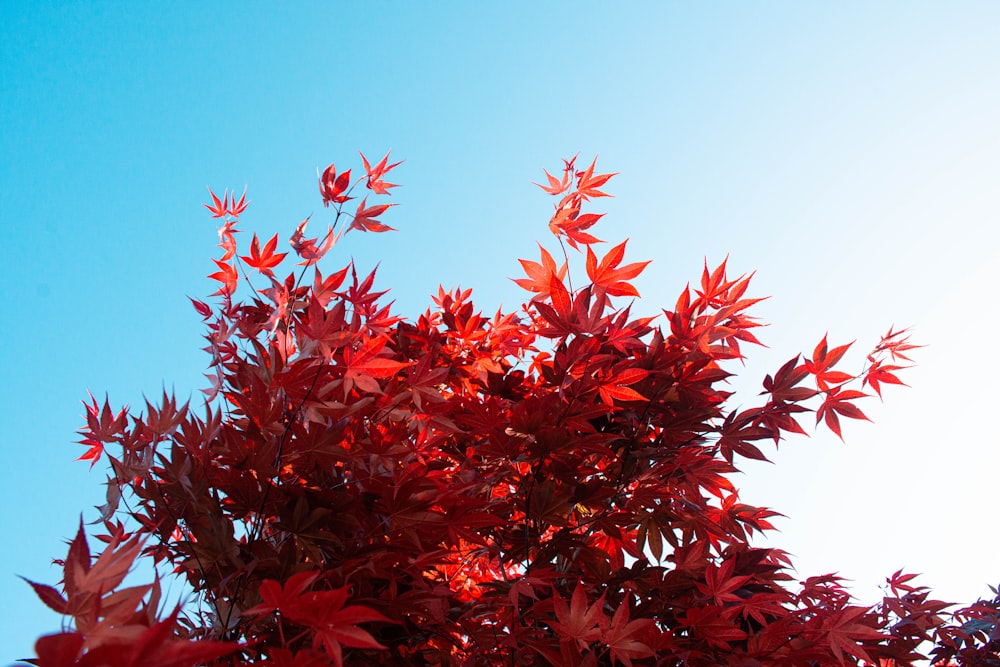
[21, 154, 999, 666]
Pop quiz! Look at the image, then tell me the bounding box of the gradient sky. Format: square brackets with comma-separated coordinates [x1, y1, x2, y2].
[2, 2, 999, 661]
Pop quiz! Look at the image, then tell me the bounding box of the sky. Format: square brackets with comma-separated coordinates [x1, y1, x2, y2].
[1, 1, 999, 661]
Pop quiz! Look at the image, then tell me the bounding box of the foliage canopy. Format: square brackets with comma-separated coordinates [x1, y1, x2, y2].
[22, 154, 1000, 666]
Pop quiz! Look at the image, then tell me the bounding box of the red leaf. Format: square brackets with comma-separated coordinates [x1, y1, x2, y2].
[551, 584, 605, 648]
[821, 606, 886, 664]
[202, 187, 227, 218]
[188, 297, 212, 318]
[762, 355, 818, 404]
[549, 205, 605, 250]
[290, 217, 337, 265]
[21, 577, 69, 614]
[601, 602, 656, 667]
[76, 531, 143, 595]
[597, 367, 649, 405]
[886, 569, 922, 595]
[216, 219, 239, 260]
[251, 578, 392, 667]
[697, 559, 751, 606]
[319, 163, 353, 206]
[63, 519, 90, 600]
[241, 232, 287, 273]
[871, 326, 922, 362]
[805, 334, 856, 390]
[229, 186, 249, 216]
[349, 197, 397, 233]
[207, 258, 238, 295]
[343, 336, 411, 395]
[534, 167, 571, 195]
[816, 388, 871, 441]
[75, 437, 104, 467]
[585, 239, 650, 297]
[245, 571, 321, 617]
[575, 157, 617, 199]
[360, 149, 402, 195]
[863, 360, 909, 398]
[513, 244, 571, 314]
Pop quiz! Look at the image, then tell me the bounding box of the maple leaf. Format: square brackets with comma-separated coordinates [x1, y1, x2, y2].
[303, 589, 391, 667]
[216, 219, 239, 260]
[886, 569, 922, 596]
[816, 386, 871, 441]
[821, 606, 886, 665]
[245, 570, 321, 617]
[596, 367, 649, 406]
[248, 575, 389, 667]
[534, 166, 572, 195]
[360, 149, 402, 195]
[733, 591, 789, 628]
[551, 584, 605, 650]
[871, 326, 921, 363]
[549, 204, 605, 250]
[803, 334, 856, 390]
[239, 232, 287, 275]
[299, 296, 353, 360]
[76, 436, 105, 468]
[600, 602, 656, 667]
[202, 187, 228, 218]
[585, 239, 650, 297]
[290, 216, 336, 266]
[21, 577, 69, 615]
[81, 391, 128, 443]
[718, 408, 774, 463]
[188, 297, 212, 318]
[694, 256, 741, 310]
[76, 392, 127, 468]
[207, 258, 238, 295]
[863, 358, 909, 399]
[762, 355, 818, 404]
[319, 163, 352, 206]
[68, 525, 143, 604]
[697, 559, 752, 606]
[311, 264, 350, 307]
[28, 522, 242, 667]
[228, 186, 249, 216]
[513, 243, 571, 314]
[342, 335, 411, 395]
[349, 197, 397, 233]
[574, 157, 617, 200]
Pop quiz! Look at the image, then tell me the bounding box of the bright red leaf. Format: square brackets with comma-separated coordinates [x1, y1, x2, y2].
[816, 387, 871, 441]
[360, 149, 402, 195]
[349, 197, 396, 233]
[319, 163, 353, 206]
[290, 216, 336, 265]
[585, 238, 650, 297]
[240, 232, 287, 273]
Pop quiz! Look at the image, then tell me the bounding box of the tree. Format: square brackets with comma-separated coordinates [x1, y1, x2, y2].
[21, 153, 1000, 666]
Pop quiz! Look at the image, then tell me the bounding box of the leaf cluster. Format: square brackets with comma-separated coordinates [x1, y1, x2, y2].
[22, 154, 998, 666]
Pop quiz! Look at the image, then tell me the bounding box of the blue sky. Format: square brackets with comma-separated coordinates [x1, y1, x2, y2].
[2, 2, 999, 660]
